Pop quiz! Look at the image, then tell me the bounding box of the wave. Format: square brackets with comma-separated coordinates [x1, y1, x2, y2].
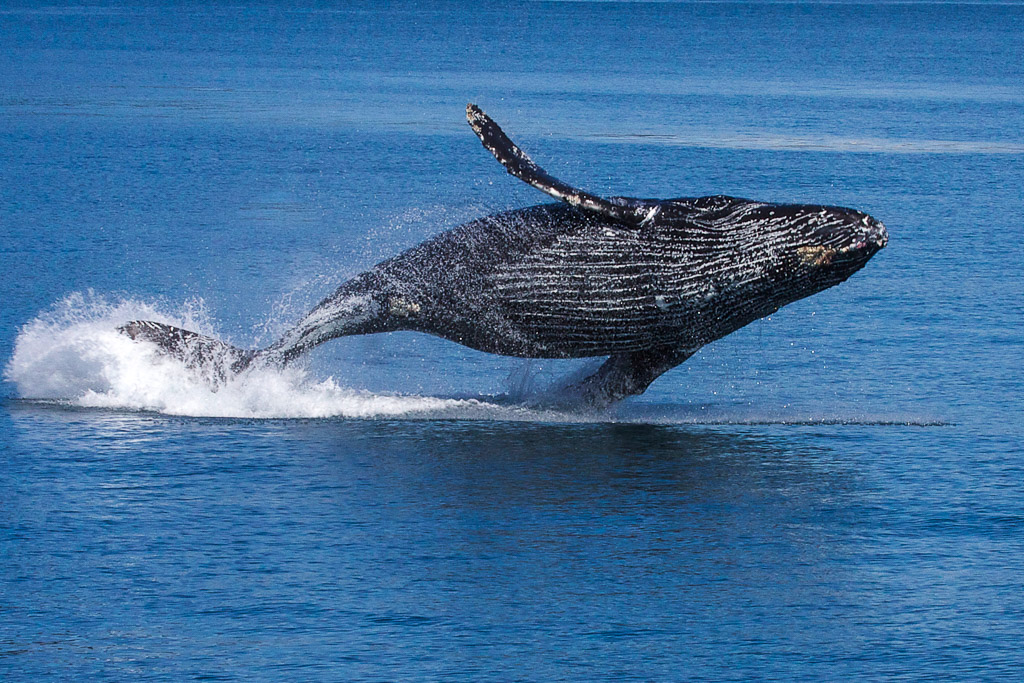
[587, 131, 1024, 154]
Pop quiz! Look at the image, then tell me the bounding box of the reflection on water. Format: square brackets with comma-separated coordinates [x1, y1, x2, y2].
[4, 398, 1021, 678]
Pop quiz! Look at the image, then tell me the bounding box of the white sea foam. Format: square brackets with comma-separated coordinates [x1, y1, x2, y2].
[3, 292, 531, 420]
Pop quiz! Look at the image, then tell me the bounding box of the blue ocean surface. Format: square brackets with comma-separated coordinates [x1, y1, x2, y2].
[2, 1, 1023, 679]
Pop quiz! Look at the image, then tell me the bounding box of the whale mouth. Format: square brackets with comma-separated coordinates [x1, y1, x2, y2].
[842, 225, 887, 257]
[863, 216, 888, 250]
[837, 214, 888, 256]
[801, 215, 887, 271]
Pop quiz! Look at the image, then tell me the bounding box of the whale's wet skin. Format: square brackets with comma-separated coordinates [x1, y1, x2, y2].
[122, 105, 886, 406]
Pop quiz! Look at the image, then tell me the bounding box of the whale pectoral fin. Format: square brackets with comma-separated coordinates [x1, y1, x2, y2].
[553, 346, 696, 408]
[467, 103, 658, 226]
[119, 320, 258, 380]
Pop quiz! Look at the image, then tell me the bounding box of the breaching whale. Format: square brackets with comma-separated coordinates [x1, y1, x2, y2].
[121, 104, 887, 406]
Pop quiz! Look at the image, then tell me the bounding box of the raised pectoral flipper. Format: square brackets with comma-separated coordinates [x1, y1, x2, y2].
[548, 346, 696, 408]
[467, 104, 658, 226]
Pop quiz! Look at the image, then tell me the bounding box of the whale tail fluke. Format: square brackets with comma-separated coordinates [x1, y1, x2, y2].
[119, 320, 260, 382]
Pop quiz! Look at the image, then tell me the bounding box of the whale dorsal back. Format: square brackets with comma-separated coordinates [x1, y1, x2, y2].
[467, 104, 659, 226]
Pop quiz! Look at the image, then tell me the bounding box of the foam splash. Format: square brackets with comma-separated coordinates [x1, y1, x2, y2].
[3, 293, 525, 420]
[6, 293, 945, 426]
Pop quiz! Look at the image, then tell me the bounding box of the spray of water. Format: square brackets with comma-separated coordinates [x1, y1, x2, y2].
[3, 292, 522, 419]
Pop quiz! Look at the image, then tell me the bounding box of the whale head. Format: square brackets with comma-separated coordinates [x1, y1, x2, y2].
[776, 204, 888, 293]
[734, 202, 887, 315]
[661, 197, 888, 340]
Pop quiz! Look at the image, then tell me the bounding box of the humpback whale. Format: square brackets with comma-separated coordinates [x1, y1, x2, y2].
[121, 104, 887, 406]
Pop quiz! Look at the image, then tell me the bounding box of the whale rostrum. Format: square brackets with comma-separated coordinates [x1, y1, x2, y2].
[120, 104, 887, 407]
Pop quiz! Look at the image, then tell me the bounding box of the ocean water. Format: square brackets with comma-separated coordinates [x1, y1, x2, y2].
[2, 1, 1023, 679]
